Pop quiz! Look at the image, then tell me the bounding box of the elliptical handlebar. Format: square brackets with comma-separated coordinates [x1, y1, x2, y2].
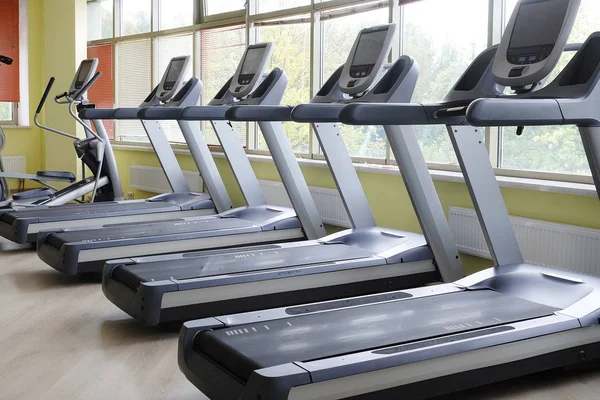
[36, 77, 56, 115]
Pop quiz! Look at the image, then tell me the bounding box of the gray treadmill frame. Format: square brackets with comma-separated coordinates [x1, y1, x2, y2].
[177, 25, 600, 400]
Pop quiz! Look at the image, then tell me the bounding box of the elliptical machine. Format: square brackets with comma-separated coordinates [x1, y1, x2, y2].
[0, 58, 123, 209]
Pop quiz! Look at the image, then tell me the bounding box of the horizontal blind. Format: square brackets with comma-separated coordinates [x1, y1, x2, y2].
[197, 25, 246, 145]
[0, 0, 19, 102]
[116, 38, 151, 141]
[154, 33, 194, 143]
[87, 44, 115, 139]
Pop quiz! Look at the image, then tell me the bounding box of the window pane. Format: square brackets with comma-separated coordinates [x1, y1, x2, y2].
[197, 25, 247, 145]
[403, 0, 488, 165]
[205, 0, 245, 15]
[256, 21, 311, 153]
[87, 44, 116, 139]
[0, 103, 12, 121]
[323, 7, 389, 158]
[116, 39, 152, 141]
[500, 0, 599, 175]
[257, 0, 311, 14]
[153, 34, 194, 143]
[87, 0, 113, 41]
[159, 0, 193, 30]
[122, 0, 151, 36]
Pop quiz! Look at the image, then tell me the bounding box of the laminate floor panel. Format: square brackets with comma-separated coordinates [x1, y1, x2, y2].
[0, 238, 599, 400]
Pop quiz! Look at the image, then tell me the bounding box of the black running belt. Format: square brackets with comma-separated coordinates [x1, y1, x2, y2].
[0, 202, 181, 220]
[113, 243, 376, 289]
[46, 217, 256, 247]
[194, 290, 559, 382]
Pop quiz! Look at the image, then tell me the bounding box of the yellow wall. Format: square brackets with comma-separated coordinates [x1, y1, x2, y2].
[113, 147, 600, 273]
[2, 0, 45, 189]
[42, 0, 86, 177]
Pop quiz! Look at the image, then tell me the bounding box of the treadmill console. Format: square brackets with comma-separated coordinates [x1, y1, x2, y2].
[339, 24, 396, 96]
[494, 0, 580, 87]
[230, 43, 273, 98]
[156, 56, 192, 102]
[70, 58, 99, 94]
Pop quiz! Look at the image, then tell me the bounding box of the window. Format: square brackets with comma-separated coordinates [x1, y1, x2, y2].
[0, 0, 19, 125]
[116, 38, 152, 141]
[121, 0, 151, 36]
[255, 17, 311, 153]
[499, 0, 600, 176]
[322, 5, 389, 158]
[87, 44, 116, 139]
[256, 0, 311, 14]
[403, 0, 489, 165]
[87, 0, 113, 41]
[197, 25, 246, 145]
[204, 0, 245, 15]
[153, 33, 194, 142]
[159, 0, 194, 30]
[85, 0, 600, 183]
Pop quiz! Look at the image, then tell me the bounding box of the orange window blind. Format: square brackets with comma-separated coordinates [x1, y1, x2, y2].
[87, 44, 115, 139]
[0, 0, 20, 102]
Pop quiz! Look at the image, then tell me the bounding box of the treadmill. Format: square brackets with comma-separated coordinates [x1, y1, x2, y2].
[36, 44, 326, 276]
[100, 24, 464, 326]
[178, 1, 600, 399]
[0, 56, 218, 244]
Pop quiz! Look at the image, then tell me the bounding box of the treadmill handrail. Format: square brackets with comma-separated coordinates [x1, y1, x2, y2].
[226, 105, 293, 122]
[339, 103, 430, 126]
[291, 104, 346, 123]
[466, 98, 565, 126]
[138, 107, 184, 120]
[181, 106, 229, 121]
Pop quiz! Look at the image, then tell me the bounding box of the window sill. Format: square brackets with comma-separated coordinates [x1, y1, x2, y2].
[0, 125, 31, 129]
[111, 142, 598, 198]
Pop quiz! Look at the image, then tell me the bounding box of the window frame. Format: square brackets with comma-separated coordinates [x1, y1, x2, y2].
[86, 0, 596, 186]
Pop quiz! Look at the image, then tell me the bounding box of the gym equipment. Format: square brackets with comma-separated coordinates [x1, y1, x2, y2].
[0, 59, 120, 210]
[0, 56, 212, 244]
[36, 44, 326, 276]
[179, 1, 600, 399]
[99, 24, 463, 327]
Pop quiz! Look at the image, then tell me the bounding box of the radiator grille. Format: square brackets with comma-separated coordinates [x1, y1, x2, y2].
[449, 206, 600, 275]
[129, 165, 204, 193]
[259, 180, 351, 228]
[1, 156, 26, 174]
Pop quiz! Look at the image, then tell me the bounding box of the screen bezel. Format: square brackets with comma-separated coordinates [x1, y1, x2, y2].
[156, 55, 191, 102]
[339, 24, 396, 96]
[493, 0, 580, 87]
[70, 59, 98, 93]
[229, 43, 273, 99]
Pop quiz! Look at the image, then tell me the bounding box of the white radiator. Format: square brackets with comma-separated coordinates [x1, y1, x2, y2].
[259, 180, 351, 228]
[130, 165, 204, 193]
[449, 206, 600, 275]
[2, 156, 27, 174]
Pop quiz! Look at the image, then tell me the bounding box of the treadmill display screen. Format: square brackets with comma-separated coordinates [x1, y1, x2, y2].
[164, 59, 186, 90]
[238, 46, 266, 85]
[75, 61, 94, 89]
[507, 0, 569, 65]
[349, 28, 388, 78]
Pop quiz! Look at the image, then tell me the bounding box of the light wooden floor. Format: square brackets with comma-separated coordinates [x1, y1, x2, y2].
[1, 238, 600, 400]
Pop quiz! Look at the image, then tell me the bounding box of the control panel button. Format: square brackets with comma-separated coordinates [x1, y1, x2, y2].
[347, 80, 357, 88]
[509, 67, 525, 77]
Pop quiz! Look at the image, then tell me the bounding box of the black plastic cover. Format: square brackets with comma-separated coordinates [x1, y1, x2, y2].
[138, 107, 183, 120]
[340, 103, 429, 125]
[466, 98, 564, 126]
[226, 105, 293, 122]
[181, 106, 228, 121]
[291, 104, 346, 123]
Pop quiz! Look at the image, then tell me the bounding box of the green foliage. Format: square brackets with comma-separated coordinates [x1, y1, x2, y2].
[0, 103, 11, 121]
